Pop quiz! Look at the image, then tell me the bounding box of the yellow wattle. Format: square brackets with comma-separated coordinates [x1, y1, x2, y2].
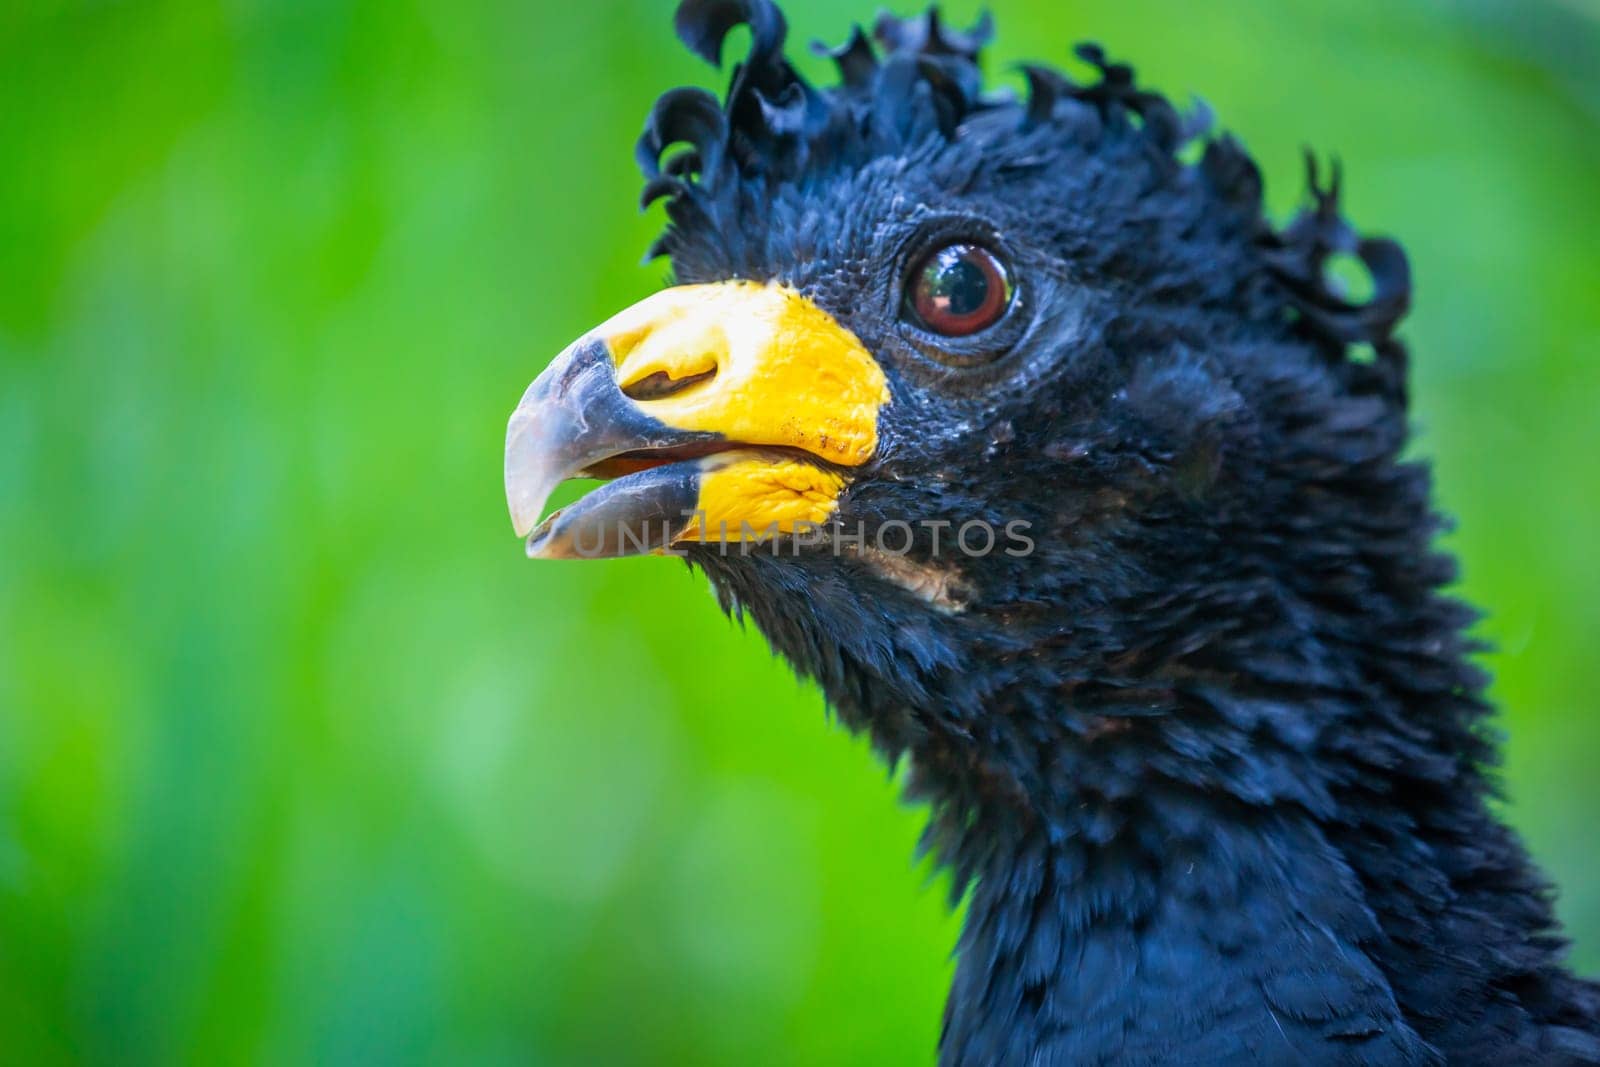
[681, 455, 846, 542]
[606, 281, 889, 467]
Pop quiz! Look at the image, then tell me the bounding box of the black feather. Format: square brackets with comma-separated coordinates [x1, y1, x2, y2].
[623, 3, 1600, 1062]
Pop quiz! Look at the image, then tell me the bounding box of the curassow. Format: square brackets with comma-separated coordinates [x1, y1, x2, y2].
[502, 2, 1600, 1062]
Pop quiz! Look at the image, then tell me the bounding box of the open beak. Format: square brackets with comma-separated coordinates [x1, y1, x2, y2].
[504, 281, 889, 559]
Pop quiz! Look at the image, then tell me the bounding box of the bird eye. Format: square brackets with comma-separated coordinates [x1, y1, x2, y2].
[907, 243, 1013, 337]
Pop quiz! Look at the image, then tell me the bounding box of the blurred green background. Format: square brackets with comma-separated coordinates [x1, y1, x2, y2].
[2, 0, 1597, 1062]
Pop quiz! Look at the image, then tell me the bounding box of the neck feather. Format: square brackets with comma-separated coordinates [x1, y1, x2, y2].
[690, 455, 1591, 1059]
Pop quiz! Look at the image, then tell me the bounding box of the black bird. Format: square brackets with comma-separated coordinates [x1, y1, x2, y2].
[503, 3, 1600, 1062]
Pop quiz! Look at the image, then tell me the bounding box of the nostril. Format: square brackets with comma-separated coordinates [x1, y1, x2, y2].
[621, 365, 718, 402]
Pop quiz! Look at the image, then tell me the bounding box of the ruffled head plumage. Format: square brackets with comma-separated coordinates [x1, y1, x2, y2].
[636, 0, 1413, 411]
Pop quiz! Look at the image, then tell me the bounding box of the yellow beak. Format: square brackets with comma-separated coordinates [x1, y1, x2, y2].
[504, 282, 889, 558]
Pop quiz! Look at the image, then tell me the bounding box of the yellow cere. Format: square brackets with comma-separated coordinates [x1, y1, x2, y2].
[600, 281, 890, 466]
[682, 455, 847, 542]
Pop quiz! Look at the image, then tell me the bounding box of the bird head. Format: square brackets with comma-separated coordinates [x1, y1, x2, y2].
[505, 0, 1412, 749]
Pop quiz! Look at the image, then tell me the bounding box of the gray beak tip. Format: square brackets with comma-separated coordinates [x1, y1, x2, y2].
[505, 404, 561, 540]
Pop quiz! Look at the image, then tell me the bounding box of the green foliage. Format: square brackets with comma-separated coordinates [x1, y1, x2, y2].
[1, 1, 1596, 1062]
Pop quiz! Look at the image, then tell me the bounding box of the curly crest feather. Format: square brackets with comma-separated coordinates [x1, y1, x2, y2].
[637, 0, 1411, 405]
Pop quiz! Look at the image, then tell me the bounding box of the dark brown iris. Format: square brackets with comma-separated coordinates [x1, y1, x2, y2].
[908, 243, 1013, 337]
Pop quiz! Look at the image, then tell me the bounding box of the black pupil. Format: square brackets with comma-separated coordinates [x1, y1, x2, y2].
[922, 247, 990, 317]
